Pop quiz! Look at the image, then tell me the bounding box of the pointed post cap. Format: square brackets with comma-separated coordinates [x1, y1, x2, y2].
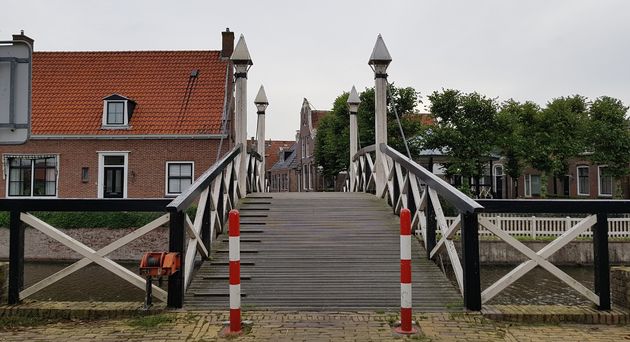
[254, 85, 268, 105]
[368, 34, 392, 65]
[230, 34, 253, 65]
[347, 86, 361, 113]
[255, 85, 268, 113]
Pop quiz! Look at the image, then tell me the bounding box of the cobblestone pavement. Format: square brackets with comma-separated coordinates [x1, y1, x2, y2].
[0, 311, 628, 341]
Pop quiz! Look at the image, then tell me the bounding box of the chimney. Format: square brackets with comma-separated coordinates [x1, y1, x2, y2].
[13, 30, 34, 49]
[221, 28, 234, 58]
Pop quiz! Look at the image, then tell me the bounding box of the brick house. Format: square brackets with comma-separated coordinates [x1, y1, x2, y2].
[1, 31, 237, 199]
[269, 142, 300, 192]
[297, 99, 329, 191]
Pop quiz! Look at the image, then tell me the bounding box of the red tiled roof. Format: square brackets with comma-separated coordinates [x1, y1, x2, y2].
[32, 51, 228, 135]
[310, 110, 330, 130]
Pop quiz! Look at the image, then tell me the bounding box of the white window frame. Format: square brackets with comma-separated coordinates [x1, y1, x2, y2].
[102, 100, 129, 127]
[597, 165, 613, 197]
[97, 152, 129, 198]
[576, 165, 590, 196]
[5, 155, 60, 198]
[165, 161, 195, 197]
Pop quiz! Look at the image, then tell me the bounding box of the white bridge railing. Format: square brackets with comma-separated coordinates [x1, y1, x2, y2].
[2, 143, 264, 308]
[349, 143, 630, 312]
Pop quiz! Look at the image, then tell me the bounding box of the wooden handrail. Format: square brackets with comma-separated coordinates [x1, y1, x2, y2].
[352, 144, 376, 162]
[379, 143, 483, 214]
[167, 144, 242, 212]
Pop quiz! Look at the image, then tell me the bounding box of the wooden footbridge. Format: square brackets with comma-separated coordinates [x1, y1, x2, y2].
[185, 192, 460, 311]
[1, 35, 625, 315]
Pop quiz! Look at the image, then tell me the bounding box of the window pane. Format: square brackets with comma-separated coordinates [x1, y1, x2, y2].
[169, 164, 181, 177]
[169, 179, 180, 193]
[46, 168, 56, 181]
[531, 175, 541, 195]
[525, 175, 531, 197]
[107, 102, 124, 124]
[180, 164, 192, 177]
[578, 167, 589, 195]
[104, 156, 124, 165]
[600, 168, 613, 195]
[46, 182, 56, 195]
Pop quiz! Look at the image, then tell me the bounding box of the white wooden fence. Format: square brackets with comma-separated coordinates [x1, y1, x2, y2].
[444, 214, 630, 238]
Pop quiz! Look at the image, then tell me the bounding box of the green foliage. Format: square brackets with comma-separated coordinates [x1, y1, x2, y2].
[0, 207, 196, 229]
[315, 85, 423, 177]
[422, 89, 500, 184]
[588, 96, 630, 197]
[524, 95, 589, 197]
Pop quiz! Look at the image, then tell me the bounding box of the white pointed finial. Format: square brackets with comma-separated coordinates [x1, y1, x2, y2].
[231, 34, 253, 65]
[254, 85, 268, 105]
[368, 34, 392, 65]
[347, 86, 361, 105]
[347, 85, 361, 113]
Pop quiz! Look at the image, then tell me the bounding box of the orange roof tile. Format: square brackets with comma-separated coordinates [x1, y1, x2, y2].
[32, 51, 229, 135]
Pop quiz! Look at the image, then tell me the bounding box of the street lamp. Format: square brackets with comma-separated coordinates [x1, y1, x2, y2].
[347, 86, 361, 191]
[368, 34, 392, 196]
[254, 85, 268, 192]
[231, 34, 253, 195]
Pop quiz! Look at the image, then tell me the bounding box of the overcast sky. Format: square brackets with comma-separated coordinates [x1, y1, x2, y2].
[3, 0, 629, 140]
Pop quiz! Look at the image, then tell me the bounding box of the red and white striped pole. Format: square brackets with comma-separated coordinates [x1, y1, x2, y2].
[228, 209, 241, 334]
[396, 208, 417, 334]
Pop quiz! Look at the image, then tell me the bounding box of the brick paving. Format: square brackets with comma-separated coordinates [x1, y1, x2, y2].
[0, 311, 629, 341]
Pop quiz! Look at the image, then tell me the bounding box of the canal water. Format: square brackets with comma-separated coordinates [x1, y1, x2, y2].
[22, 261, 595, 305]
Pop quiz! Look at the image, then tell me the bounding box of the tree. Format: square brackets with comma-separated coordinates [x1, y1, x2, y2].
[496, 100, 540, 198]
[422, 89, 500, 195]
[588, 96, 630, 198]
[525, 95, 589, 197]
[315, 85, 423, 178]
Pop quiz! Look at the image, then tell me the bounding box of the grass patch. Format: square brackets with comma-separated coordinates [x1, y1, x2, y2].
[445, 300, 464, 310]
[128, 314, 176, 329]
[0, 316, 62, 330]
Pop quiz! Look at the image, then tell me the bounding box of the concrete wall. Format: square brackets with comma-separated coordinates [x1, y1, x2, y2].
[612, 267, 630, 309]
[438, 240, 630, 265]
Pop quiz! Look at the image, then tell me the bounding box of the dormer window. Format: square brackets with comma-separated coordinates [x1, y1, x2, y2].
[102, 94, 135, 128]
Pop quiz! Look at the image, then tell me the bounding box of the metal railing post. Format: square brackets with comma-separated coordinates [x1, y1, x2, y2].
[461, 212, 481, 311]
[8, 210, 24, 305]
[594, 212, 610, 310]
[167, 210, 185, 308]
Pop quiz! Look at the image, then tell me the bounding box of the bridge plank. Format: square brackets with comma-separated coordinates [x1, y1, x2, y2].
[184, 192, 461, 311]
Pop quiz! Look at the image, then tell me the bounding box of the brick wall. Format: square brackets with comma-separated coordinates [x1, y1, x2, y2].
[0, 138, 229, 198]
[611, 266, 630, 309]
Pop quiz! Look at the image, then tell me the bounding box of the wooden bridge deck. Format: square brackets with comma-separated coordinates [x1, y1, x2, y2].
[185, 192, 462, 311]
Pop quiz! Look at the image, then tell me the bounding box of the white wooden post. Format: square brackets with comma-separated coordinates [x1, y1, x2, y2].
[254, 85, 268, 192]
[347, 86, 361, 192]
[369, 35, 392, 197]
[231, 35, 252, 197]
[531, 216, 536, 239]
